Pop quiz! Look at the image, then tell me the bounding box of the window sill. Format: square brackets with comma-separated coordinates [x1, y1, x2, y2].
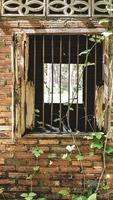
[24, 132, 87, 139]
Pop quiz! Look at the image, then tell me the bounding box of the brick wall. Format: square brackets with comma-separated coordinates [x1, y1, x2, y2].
[0, 137, 113, 200]
[0, 20, 113, 200]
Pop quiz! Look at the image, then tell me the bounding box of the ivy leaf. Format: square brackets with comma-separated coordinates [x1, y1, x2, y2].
[76, 155, 84, 161]
[89, 152, 94, 156]
[79, 49, 90, 56]
[20, 193, 28, 197]
[71, 195, 87, 200]
[101, 31, 112, 37]
[62, 153, 71, 161]
[94, 132, 104, 140]
[33, 166, 40, 172]
[37, 198, 46, 200]
[69, 107, 74, 111]
[0, 188, 4, 194]
[88, 193, 97, 200]
[66, 145, 75, 152]
[58, 190, 70, 196]
[35, 109, 40, 113]
[105, 146, 113, 154]
[91, 138, 103, 149]
[84, 135, 94, 140]
[29, 193, 37, 197]
[32, 148, 43, 158]
[26, 175, 32, 180]
[89, 37, 95, 42]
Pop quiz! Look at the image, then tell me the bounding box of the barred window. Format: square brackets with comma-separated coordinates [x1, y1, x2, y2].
[27, 34, 103, 133]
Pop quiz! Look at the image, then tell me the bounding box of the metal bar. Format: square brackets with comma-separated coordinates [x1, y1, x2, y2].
[59, 36, 62, 130]
[76, 35, 79, 130]
[42, 35, 45, 128]
[94, 34, 97, 130]
[85, 36, 88, 131]
[67, 35, 71, 130]
[51, 36, 54, 128]
[34, 36, 36, 128]
[34, 36, 36, 84]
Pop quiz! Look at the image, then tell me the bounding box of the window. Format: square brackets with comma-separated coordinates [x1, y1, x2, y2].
[27, 34, 103, 133]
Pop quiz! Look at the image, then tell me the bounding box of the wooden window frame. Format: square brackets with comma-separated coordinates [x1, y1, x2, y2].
[13, 29, 111, 137]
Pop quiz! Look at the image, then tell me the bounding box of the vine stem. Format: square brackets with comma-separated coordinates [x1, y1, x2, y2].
[95, 130, 110, 193]
[70, 132, 86, 190]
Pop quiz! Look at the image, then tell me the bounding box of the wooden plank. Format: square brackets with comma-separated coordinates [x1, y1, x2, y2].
[26, 81, 35, 129]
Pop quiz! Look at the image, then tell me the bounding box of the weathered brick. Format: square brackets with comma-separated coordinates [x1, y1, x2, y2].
[0, 166, 15, 171]
[8, 172, 27, 178]
[0, 179, 15, 184]
[0, 158, 5, 164]
[9, 186, 27, 192]
[61, 139, 80, 145]
[60, 167, 80, 172]
[14, 152, 33, 159]
[72, 161, 92, 167]
[39, 139, 59, 145]
[52, 160, 69, 166]
[40, 167, 59, 173]
[18, 139, 37, 145]
[16, 166, 33, 172]
[1, 152, 14, 158]
[18, 180, 37, 186]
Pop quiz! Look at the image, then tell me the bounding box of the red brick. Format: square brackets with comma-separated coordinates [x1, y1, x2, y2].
[0, 112, 12, 117]
[7, 145, 27, 151]
[0, 119, 5, 124]
[61, 139, 80, 145]
[0, 98, 12, 105]
[8, 173, 27, 178]
[0, 179, 15, 184]
[60, 167, 80, 172]
[0, 61, 11, 66]
[51, 187, 70, 193]
[0, 158, 5, 164]
[38, 146, 49, 152]
[0, 106, 9, 111]
[18, 180, 37, 186]
[18, 139, 37, 145]
[84, 155, 102, 161]
[72, 161, 92, 167]
[15, 152, 33, 159]
[85, 168, 102, 174]
[16, 166, 33, 172]
[52, 160, 69, 166]
[1, 152, 14, 158]
[40, 167, 59, 173]
[0, 166, 15, 171]
[39, 139, 59, 145]
[9, 186, 27, 192]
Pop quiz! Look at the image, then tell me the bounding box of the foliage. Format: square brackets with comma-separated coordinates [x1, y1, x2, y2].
[84, 132, 105, 149]
[58, 190, 70, 196]
[20, 192, 37, 200]
[32, 148, 43, 158]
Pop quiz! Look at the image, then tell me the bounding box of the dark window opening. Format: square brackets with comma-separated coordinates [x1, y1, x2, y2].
[28, 34, 103, 133]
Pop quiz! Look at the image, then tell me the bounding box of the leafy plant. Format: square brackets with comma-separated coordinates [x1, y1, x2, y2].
[32, 148, 43, 158]
[84, 132, 105, 150]
[58, 190, 70, 196]
[20, 192, 37, 200]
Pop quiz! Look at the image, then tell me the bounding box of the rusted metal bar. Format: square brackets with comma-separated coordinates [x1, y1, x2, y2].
[85, 36, 88, 131]
[51, 36, 54, 128]
[76, 35, 79, 130]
